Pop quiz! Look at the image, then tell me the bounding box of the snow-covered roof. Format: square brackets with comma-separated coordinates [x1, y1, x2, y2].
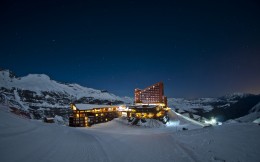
[45, 117, 54, 120]
[129, 105, 157, 109]
[74, 104, 118, 110]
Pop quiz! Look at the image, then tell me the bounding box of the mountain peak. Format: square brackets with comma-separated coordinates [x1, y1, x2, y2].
[223, 92, 252, 99]
[25, 74, 51, 81]
[0, 69, 16, 78]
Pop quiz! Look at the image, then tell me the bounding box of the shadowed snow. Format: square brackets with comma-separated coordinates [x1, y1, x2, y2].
[1, 105, 260, 162]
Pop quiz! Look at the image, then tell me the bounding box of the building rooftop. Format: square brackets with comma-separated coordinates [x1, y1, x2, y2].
[74, 104, 117, 110]
[129, 105, 157, 109]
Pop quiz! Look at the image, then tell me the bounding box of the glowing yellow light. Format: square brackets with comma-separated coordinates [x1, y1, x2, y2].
[156, 112, 162, 117]
[142, 113, 147, 118]
[72, 105, 77, 110]
[148, 113, 154, 118]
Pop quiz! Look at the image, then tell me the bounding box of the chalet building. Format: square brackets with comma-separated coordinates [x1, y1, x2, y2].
[134, 82, 167, 107]
[69, 104, 121, 127]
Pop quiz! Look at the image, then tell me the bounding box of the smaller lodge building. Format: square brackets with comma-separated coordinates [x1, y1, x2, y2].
[69, 104, 122, 127]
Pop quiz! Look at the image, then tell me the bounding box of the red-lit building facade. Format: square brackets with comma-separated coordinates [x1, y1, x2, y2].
[134, 82, 167, 107]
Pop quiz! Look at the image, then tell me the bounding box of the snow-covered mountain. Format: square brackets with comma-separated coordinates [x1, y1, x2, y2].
[168, 98, 218, 113]
[168, 93, 260, 122]
[0, 69, 133, 118]
[1, 69, 259, 122]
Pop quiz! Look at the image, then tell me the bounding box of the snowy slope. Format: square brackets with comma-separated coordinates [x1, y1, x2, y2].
[250, 102, 260, 113]
[1, 104, 260, 162]
[233, 102, 260, 123]
[234, 112, 260, 123]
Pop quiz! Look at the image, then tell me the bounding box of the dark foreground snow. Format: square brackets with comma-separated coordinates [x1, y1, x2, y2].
[0, 105, 260, 162]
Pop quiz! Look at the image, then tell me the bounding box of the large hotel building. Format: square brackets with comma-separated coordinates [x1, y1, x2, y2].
[134, 82, 167, 107]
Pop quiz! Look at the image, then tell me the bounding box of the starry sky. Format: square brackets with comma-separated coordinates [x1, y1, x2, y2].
[0, 0, 260, 98]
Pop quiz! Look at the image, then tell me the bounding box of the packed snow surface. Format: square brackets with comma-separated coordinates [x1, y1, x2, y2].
[1, 105, 260, 162]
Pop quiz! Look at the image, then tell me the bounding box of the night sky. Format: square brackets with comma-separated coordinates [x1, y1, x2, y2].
[0, 0, 260, 98]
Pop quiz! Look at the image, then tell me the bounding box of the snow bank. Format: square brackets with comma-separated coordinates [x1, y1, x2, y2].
[253, 118, 260, 124]
[54, 115, 65, 125]
[1, 104, 260, 162]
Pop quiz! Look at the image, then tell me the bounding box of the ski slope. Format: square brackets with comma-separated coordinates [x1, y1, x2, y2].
[1, 104, 260, 162]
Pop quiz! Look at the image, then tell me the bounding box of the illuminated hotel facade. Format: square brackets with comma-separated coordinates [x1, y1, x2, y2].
[134, 82, 167, 107]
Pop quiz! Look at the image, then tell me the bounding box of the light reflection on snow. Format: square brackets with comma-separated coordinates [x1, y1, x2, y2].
[204, 118, 217, 125]
[166, 120, 180, 127]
